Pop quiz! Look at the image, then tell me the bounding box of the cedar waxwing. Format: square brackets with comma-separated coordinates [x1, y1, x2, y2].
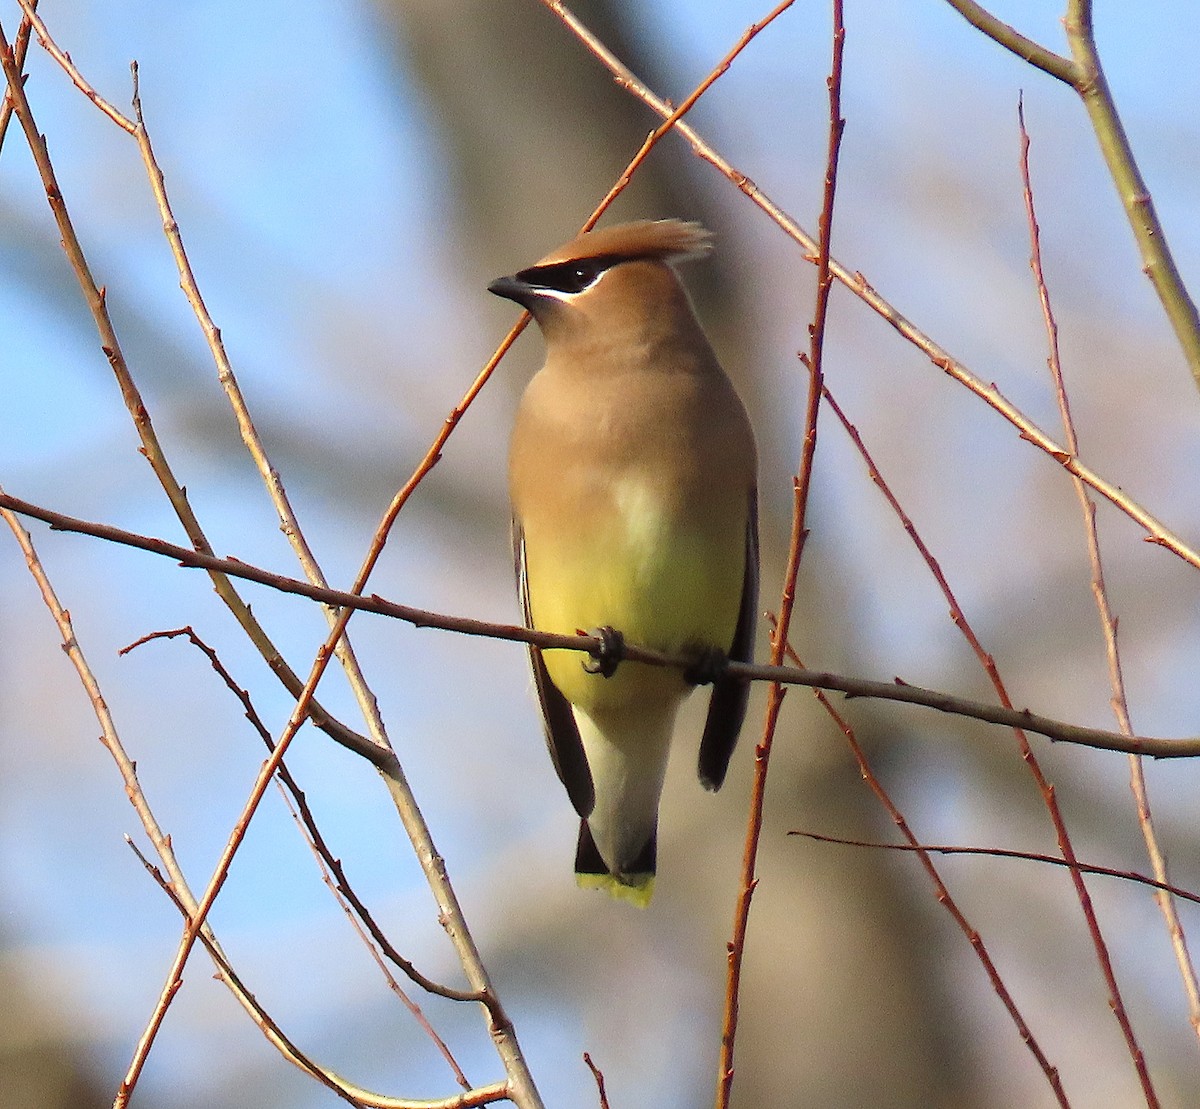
[491, 219, 759, 906]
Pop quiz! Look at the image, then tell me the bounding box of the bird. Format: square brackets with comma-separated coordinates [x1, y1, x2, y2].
[490, 219, 759, 906]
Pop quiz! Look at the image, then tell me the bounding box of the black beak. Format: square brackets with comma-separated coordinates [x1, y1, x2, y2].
[488, 274, 538, 308]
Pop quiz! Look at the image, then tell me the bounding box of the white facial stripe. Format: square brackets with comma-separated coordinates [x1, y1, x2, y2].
[529, 265, 613, 302]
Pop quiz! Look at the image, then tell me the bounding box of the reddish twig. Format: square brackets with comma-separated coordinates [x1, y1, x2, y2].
[774, 621, 1069, 1103]
[717, 5, 844, 1105]
[821, 351, 1154, 1098]
[123, 627, 480, 1087]
[0, 2, 34, 148]
[125, 840, 367, 1107]
[582, 1054, 611, 1109]
[540, 0, 1200, 573]
[1019, 98, 1187, 1078]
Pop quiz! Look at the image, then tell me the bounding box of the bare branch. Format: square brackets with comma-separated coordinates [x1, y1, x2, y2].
[6, 489, 1200, 761]
[718, 4, 844, 1105]
[123, 628, 485, 1014]
[1019, 98, 1200, 1053]
[1062, 0, 1200, 390]
[0, 3, 35, 149]
[942, 0, 1200, 390]
[942, 0, 1078, 84]
[0, 15, 375, 758]
[0, 500, 443, 1107]
[540, 0, 1200, 571]
[792, 833, 1200, 907]
[777, 624, 1067, 1101]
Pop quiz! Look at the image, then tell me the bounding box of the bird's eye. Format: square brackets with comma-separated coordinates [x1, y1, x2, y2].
[566, 265, 594, 291]
[518, 256, 620, 294]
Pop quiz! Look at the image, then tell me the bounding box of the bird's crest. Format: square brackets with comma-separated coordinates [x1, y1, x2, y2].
[535, 219, 713, 269]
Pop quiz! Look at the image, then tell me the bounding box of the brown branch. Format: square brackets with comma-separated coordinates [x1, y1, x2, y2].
[126, 850, 509, 1109]
[1019, 99, 1172, 1094]
[111, 523, 534, 1104]
[14, 0, 134, 130]
[818, 385, 1150, 1104]
[820, 110, 1156, 1099]
[941, 0, 1078, 84]
[7, 489, 1200, 761]
[717, 4, 844, 1106]
[122, 63, 393, 759]
[1063, 0, 1200, 391]
[776, 625, 1068, 1102]
[0, 500, 438, 1108]
[582, 1054, 611, 1109]
[539, 0, 1200, 572]
[125, 840, 366, 1107]
[122, 629, 485, 1016]
[792, 833, 1200, 906]
[0, 14, 375, 763]
[946, 0, 1200, 389]
[0, 3, 34, 149]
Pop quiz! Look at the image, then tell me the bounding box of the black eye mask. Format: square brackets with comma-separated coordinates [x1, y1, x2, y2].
[515, 254, 624, 294]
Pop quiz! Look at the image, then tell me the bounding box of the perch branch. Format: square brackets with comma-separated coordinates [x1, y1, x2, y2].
[6, 489, 1200, 760]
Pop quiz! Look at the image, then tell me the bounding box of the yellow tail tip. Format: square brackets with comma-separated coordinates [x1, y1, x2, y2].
[576, 871, 655, 908]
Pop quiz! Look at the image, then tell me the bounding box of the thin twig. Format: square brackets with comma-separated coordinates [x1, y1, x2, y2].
[821, 379, 1157, 1106]
[0, 2, 35, 149]
[126, 840, 366, 1106]
[814, 385, 1079, 1100]
[6, 489, 1200, 760]
[1009, 100, 1155, 1106]
[793, 833, 1200, 906]
[539, 0, 1200, 572]
[941, 0, 1078, 83]
[777, 624, 1068, 1103]
[582, 1054, 611, 1109]
[0, 499, 440, 1108]
[120, 62, 399, 777]
[1019, 96, 1200, 1055]
[123, 628, 482, 1066]
[127, 846, 517, 1108]
[0, 13, 376, 761]
[945, 0, 1200, 389]
[717, 6, 844, 1105]
[15, 0, 133, 130]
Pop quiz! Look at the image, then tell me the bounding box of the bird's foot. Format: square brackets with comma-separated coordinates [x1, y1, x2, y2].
[684, 645, 729, 687]
[582, 626, 625, 678]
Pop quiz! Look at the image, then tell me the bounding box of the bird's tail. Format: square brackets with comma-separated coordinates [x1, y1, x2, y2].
[574, 821, 656, 908]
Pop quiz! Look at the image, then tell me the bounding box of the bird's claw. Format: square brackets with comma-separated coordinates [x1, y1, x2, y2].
[684, 645, 728, 687]
[583, 626, 625, 678]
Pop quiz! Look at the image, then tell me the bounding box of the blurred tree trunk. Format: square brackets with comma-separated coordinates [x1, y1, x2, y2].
[0, 949, 108, 1109]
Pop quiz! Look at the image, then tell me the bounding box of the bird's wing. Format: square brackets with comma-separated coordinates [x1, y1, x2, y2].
[697, 490, 760, 791]
[513, 521, 596, 818]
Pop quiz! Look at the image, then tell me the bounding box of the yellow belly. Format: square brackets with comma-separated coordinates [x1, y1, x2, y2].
[523, 480, 745, 716]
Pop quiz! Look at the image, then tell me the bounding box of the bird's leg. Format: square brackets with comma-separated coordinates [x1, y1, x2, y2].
[582, 625, 625, 678]
[683, 644, 729, 687]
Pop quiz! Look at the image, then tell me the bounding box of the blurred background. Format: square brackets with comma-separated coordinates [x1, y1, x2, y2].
[2, 1, 1199, 1105]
